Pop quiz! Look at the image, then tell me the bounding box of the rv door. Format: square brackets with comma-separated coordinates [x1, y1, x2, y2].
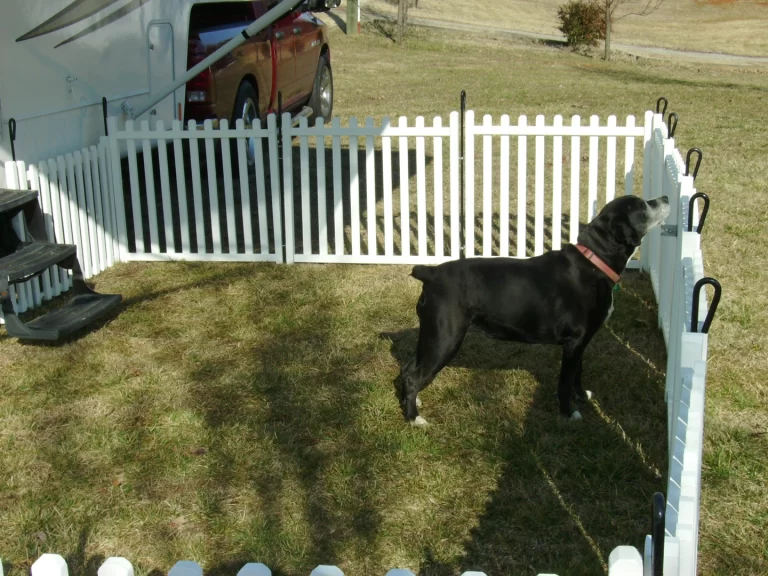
[147, 22, 175, 127]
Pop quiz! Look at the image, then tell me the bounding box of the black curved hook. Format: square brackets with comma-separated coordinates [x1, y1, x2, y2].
[656, 97, 668, 116]
[691, 277, 722, 334]
[9, 118, 17, 162]
[651, 492, 666, 576]
[667, 112, 678, 139]
[685, 147, 702, 180]
[688, 192, 710, 234]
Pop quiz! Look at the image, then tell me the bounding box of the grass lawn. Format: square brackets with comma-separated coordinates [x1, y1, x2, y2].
[2, 23, 767, 576]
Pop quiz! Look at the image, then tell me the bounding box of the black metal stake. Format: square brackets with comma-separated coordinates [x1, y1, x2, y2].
[691, 277, 722, 334]
[655, 96, 668, 116]
[688, 192, 710, 234]
[459, 90, 466, 259]
[9, 118, 17, 162]
[651, 492, 665, 576]
[685, 147, 702, 181]
[667, 112, 678, 139]
[102, 97, 109, 137]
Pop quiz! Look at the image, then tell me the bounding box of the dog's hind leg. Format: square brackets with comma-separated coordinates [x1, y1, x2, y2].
[572, 357, 593, 402]
[402, 305, 470, 426]
[558, 338, 593, 420]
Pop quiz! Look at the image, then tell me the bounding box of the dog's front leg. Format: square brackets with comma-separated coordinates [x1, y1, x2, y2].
[558, 342, 588, 420]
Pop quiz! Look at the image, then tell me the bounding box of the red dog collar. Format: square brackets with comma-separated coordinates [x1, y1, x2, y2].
[574, 244, 621, 284]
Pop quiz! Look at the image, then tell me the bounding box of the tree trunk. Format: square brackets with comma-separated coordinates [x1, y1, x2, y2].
[604, 3, 612, 60]
[397, 0, 405, 44]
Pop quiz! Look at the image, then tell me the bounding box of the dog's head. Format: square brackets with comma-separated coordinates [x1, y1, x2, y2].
[578, 195, 670, 268]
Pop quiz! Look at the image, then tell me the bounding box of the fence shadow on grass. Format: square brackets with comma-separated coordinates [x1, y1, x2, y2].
[382, 270, 667, 576]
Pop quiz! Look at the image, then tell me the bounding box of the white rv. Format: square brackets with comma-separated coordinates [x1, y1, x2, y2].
[0, 0, 335, 187]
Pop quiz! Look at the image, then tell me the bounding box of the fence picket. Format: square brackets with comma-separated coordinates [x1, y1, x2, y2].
[297, 116, 311, 256]
[267, 114, 283, 262]
[624, 115, 636, 197]
[315, 117, 328, 257]
[552, 115, 563, 251]
[350, 117, 361, 257]
[365, 117, 377, 257]
[73, 151, 93, 279]
[36, 161, 58, 297]
[449, 112, 460, 258]
[516, 115, 527, 258]
[139, 121, 160, 256]
[416, 116, 427, 257]
[569, 115, 581, 244]
[219, 119, 237, 254]
[534, 114, 545, 256]
[332, 117, 344, 256]
[248, 118, 265, 256]
[281, 113, 295, 263]
[82, 148, 101, 274]
[383, 117, 394, 257]
[588, 115, 599, 220]
[89, 145, 107, 271]
[155, 121, 175, 254]
[203, 119, 221, 254]
[399, 116, 410, 257]
[465, 110, 475, 257]
[482, 114, 493, 257]
[433, 117, 444, 259]
[499, 115, 510, 257]
[125, 121, 144, 252]
[606, 115, 617, 203]
[65, 154, 86, 279]
[50, 157, 71, 290]
[187, 120, 206, 253]
[171, 120, 191, 254]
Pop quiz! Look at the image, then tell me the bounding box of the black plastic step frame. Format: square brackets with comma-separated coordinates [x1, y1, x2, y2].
[0, 188, 122, 341]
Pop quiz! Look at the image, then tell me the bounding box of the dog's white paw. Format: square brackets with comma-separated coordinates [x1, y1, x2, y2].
[410, 415, 429, 427]
[585, 390, 593, 400]
[570, 410, 583, 421]
[416, 396, 422, 408]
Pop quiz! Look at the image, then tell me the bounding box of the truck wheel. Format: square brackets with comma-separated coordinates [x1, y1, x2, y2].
[232, 81, 259, 167]
[309, 55, 333, 124]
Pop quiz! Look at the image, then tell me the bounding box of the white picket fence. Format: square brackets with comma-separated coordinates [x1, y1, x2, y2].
[1, 109, 718, 576]
[5, 547, 647, 576]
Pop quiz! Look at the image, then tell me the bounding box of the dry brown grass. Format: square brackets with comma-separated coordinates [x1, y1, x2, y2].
[363, 0, 768, 57]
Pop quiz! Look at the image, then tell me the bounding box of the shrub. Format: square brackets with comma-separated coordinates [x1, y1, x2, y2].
[557, 0, 606, 49]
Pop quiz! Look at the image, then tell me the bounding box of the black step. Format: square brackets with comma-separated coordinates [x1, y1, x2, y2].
[5, 293, 123, 341]
[0, 188, 38, 215]
[0, 242, 77, 284]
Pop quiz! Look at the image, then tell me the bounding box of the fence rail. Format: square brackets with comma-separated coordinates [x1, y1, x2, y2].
[1, 108, 719, 576]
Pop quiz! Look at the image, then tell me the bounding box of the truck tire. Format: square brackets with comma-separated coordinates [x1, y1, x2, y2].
[309, 55, 333, 124]
[231, 81, 259, 167]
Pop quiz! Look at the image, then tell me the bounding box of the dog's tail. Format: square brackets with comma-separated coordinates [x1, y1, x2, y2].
[410, 265, 436, 284]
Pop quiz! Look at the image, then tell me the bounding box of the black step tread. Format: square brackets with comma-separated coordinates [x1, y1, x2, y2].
[20, 293, 123, 340]
[0, 242, 77, 283]
[0, 188, 38, 214]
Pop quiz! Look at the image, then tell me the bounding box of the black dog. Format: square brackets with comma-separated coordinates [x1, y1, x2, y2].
[401, 194, 670, 425]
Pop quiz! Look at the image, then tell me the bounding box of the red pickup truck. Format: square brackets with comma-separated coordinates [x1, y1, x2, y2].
[183, 0, 338, 128]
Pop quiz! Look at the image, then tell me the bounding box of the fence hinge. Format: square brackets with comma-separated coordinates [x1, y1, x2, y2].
[661, 224, 677, 237]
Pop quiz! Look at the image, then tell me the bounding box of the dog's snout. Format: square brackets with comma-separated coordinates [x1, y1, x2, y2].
[660, 195, 669, 205]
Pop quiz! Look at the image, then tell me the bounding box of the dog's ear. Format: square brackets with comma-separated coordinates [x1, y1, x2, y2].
[615, 219, 641, 247]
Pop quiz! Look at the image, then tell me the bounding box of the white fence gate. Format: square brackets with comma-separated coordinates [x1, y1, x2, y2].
[1, 107, 720, 576]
